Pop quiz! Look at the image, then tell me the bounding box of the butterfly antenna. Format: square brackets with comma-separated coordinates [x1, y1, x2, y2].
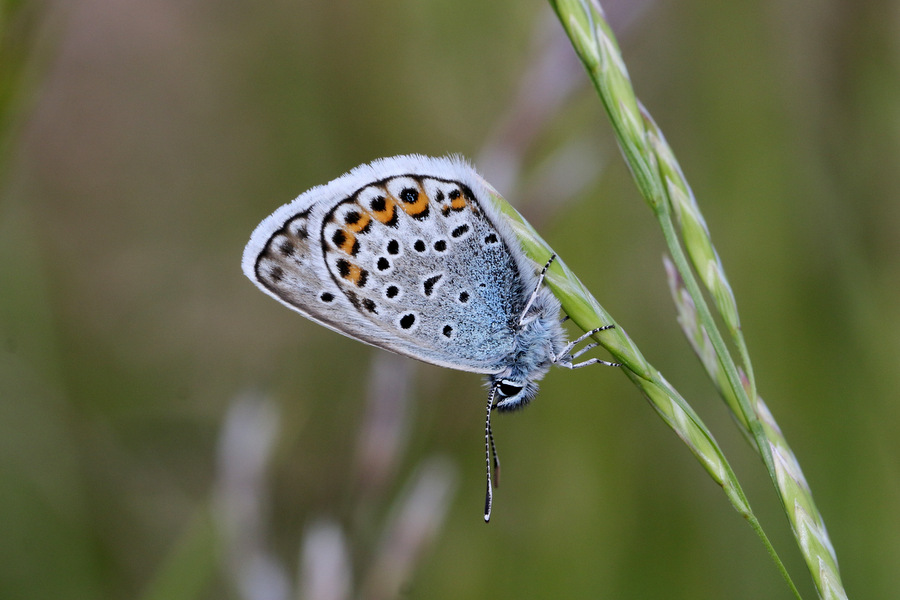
[488, 415, 501, 488]
[519, 254, 557, 325]
[484, 384, 499, 522]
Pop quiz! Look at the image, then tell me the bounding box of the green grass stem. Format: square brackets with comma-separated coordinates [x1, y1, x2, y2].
[485, 187, 800, 600]
[540, 1, 849, 598]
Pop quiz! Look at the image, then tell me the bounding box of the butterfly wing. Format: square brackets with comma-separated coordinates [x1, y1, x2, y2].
[243, 155, 541, 375]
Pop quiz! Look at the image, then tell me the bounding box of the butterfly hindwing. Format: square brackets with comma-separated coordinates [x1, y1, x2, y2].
[243, 155, 541, 374]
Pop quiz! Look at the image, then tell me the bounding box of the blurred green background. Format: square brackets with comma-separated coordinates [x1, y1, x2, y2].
[2, 0, 898, 598]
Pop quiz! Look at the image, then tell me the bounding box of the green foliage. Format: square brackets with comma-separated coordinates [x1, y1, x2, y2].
[2, 1, 896, 599]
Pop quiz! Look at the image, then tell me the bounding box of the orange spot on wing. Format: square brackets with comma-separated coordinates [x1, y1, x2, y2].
[370, 195, 398, 224]
[344, 263, 368, 287]
[335, 257, 368, 287]
[346, 212, 371, 233]
[397, 186, 430, 217]
[338, 231, 358, 255]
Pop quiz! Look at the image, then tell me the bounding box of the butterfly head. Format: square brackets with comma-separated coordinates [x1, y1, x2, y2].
[490, 376, 539, 411]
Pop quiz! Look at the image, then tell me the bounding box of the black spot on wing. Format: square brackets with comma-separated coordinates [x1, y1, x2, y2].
[279, 240, 295, 256]
[451, 224, 469, 238]
[345, 290, 361, 309]
[423, 274, 443, 297]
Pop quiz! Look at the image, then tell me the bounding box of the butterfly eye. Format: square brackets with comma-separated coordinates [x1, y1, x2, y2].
[497, 381, 523, 398]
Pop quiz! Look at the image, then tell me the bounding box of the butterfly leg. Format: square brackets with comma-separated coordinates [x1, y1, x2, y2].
[554, 325, 621, 368]
[562, 354, 621, 368]
[569, 341, 600, 360]
[519, 254, 558, 325]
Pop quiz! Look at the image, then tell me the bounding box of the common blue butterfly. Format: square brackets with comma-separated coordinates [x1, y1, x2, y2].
[242, 155, 617, 520]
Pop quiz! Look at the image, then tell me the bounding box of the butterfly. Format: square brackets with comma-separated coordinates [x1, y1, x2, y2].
[242, 154, 618, 521]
